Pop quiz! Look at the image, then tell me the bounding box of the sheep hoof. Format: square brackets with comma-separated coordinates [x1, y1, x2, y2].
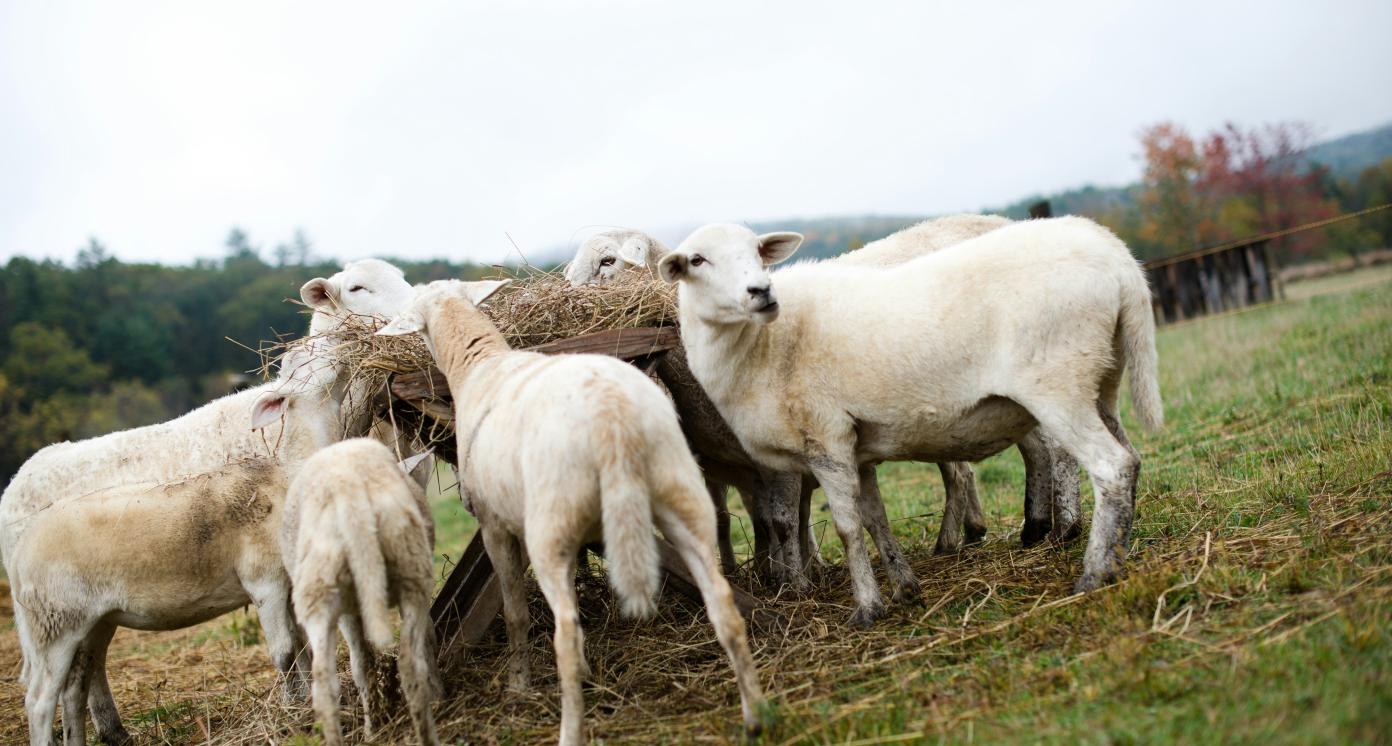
[97, 728, 135, 746]
[932, 537, 963, 556]
[891, 585, 924, 607]
[1020, 518, 1051, 548]
[1073, 570, 1118, 594]
[964, 523, 988, 545]
[1050, 520, 1083, 545]
[847, 603, 885, 629]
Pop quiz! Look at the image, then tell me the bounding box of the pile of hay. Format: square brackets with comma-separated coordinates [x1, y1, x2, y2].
[257, 267, 678, 454]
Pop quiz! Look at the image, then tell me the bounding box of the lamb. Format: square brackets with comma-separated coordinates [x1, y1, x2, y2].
[1, 259, 421, 745]
[7, 343, 350, 746]
[563, 229, 669, 286]
[659, 217, 1163, 627]
[378, 279, 766, 745]
[281, 439, 440, 746]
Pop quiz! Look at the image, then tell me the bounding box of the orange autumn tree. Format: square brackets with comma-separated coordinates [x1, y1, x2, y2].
[1135, 120, 1340, 260]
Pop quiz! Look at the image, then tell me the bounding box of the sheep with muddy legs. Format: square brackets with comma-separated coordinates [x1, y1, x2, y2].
[570, 219, 1078, 591]
[660, 217, 1162, 626]
[1, 259, 422, 745]
[378, 279, 766, 745]
[843, 214, 1085, 549]
[281, 439, 440, 746]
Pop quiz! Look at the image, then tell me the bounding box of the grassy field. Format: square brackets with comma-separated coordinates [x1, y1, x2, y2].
[2, 265, 1389, 744]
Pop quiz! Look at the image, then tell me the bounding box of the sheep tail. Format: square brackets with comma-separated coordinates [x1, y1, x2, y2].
[598, 423, 660, 620]
[1120, 268, 1165, 431]
[337, 497, 396, 650]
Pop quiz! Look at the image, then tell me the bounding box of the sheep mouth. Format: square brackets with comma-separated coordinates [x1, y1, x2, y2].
[754, 300, 780, 316]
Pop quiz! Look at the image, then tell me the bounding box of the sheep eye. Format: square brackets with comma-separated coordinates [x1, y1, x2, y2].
[349, 285, 366, 293]
[599, 257, 616, 267]
[690, 255, 706, 267]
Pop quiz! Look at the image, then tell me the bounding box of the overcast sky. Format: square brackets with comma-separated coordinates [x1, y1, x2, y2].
[2, 1, 1390, 266]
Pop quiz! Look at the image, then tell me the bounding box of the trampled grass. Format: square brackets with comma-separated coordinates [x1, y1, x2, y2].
[1, 267, 1388, 744]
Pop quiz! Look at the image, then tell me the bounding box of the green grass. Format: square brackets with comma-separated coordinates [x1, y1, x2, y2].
[415, 268, 1391, 744]
[749, 270, 1392, 744]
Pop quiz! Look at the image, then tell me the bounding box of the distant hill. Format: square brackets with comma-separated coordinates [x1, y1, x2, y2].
[1305, 122, 1392, 177]
[540, 120, 1392, 264]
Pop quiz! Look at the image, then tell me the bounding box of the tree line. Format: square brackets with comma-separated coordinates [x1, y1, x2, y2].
[0, 230, 491, 484]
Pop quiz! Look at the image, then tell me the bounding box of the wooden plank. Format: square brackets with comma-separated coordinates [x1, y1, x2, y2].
[390, 325, 679, 404]
[431, 532, 504, 649]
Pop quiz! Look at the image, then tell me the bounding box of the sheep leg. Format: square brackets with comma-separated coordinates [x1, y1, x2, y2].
[305, 606, 344, 746]
[654, 495, 767, 736]
[743, 487, 775, 583]
[247, 578, 304, 702]
[481, 524, 532, 692]
[706, 478, 739, 576]
[798, 476, 825, 573]
[808, 457, 885, 628]
[82, 623, 132, 746]
[856, 465, 920, 605]
[338, 614, 374, 739]
[1029, 401, 1140, 593]
[765, 471, 812, 592]
[933, 462, 983, 554]
[1048, 441, 1083, 544]
[398, 590, 442, 746]
[528, 539, 588, 746]
[60, 630, 96, 746]
[25, 628, 85, 746]
[1017, 430, 1056, 547]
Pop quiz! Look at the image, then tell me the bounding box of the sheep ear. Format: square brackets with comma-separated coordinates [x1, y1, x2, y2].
[563, 259, 590, 285]
[377, 311, 424, 336]
[397, 450, 433, 476]
[300, 277, 339, 311]
[658, 253, 689, 283]
[616, 238, 648, 266]
[757, 232, 803, 265]
[462, 279, 511, 306]
[251, 392, 289, 430]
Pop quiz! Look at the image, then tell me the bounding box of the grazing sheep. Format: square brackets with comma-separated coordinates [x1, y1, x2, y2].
[281, 440, 440, 746]
[378, 279, 766, 745]
[0, 260, 420, 745]
[659, 217, 1162, 626]
[563, 229, 669, 286]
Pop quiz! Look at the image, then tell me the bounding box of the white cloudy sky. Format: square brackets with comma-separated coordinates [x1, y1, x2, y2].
[2, 0, 1390, 265]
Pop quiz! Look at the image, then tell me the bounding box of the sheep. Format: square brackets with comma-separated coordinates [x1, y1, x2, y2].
[841, 214, 1084, 549]
[659, 217, 1163, 627]
[281, 439, 440, 746]
[0, 259, 421, 745]
[563, 229, 669, 286]
[7, 341, 354, 746]
[378, 279, 767, 745]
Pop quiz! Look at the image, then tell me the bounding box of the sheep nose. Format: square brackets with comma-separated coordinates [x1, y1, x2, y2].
[748, 285, 771, 299]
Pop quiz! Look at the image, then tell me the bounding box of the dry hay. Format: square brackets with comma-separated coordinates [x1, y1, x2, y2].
[255, 266, 678, 456]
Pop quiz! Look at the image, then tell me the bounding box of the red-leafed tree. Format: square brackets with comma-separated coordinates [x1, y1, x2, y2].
[1196, 122, 1339, 259]
[1133, 120, 1343, 260]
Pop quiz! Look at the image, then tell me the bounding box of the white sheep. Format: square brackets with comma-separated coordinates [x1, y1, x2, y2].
[563, 229, 669, 287]
[281, 439, 439, 746]
[659, 217, 1163, 627]
[842, 214, 1084, 549]
[7, 341, 353, 746]
[1, 259, 421, 745]
[378, 279, 767, 745]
